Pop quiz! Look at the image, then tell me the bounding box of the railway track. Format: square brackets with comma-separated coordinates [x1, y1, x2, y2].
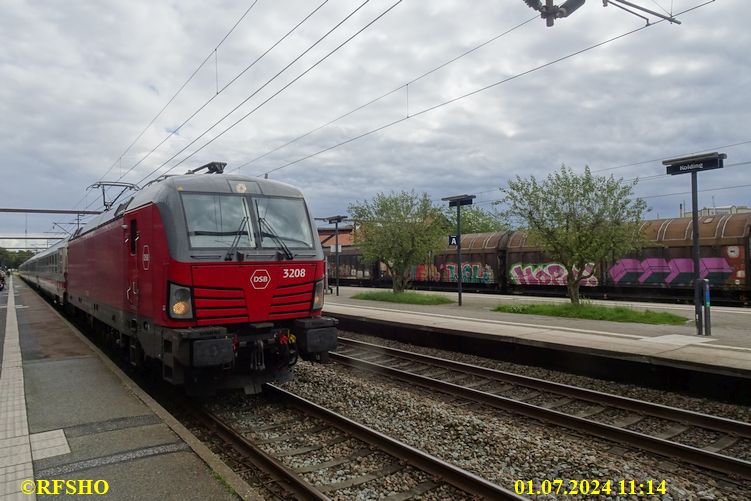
[191, 384, 524, 500]
[333, 337, 751, 481]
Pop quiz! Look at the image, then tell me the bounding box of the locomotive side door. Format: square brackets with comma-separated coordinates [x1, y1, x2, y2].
[125, 213, 140, 329]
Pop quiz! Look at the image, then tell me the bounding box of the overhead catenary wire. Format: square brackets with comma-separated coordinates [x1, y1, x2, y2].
[252, 0, 715, 178]
[130, 0, 376, 187]
[69, 0, 267, 219]
[23, 2, 733, 247]
[472, 159, 751, 208]
[72, 0, 262, 211]
[591, 138, 751, 174]
[81, 0, 719, 215]
[648, 0, 673, 16]
[80, 7, 524, 214]
[74, 0, 337, 215]
[639, 181, 751, 200]
[112, 0, 331, 187]
[228, 14, 539, 173]
[134, 0, 403, 186]
[258, 20, 657, 178]
[78, 2, 714, 217]
[589, 159, 751, 186]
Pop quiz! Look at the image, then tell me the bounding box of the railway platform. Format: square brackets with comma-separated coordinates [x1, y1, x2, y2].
[0, 276, 258, 501]
[323, 286, 751, 390]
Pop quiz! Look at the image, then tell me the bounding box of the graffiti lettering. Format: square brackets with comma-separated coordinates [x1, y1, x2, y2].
[608, 257, 734, 285]
[441, 263, 494, 284]
[509, 262, 598, 287]
[410, 262, 496, 284]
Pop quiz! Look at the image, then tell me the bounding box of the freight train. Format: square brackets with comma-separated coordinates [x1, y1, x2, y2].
[20, 163, 337, 394]
[325, 213, 751, 304]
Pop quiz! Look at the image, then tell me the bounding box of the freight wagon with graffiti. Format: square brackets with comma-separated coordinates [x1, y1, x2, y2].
[324, 213, 751, 304]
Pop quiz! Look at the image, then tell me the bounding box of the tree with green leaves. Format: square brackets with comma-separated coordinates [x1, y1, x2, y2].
[501, 165, 648, 304]
[349, 191, 449, 293]
[442, 205, 506, 234]
[0, 248, 35, 269]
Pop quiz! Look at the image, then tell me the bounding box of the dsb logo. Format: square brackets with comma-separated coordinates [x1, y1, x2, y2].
[250, 269, 271, 289]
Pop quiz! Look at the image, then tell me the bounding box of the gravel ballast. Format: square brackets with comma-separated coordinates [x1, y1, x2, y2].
[339, 332, 751, 423]
[275, 358, 750, 500]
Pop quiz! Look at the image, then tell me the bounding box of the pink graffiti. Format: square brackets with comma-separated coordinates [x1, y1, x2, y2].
[608, 257, 733, 285]
[509, 262, 598, 287]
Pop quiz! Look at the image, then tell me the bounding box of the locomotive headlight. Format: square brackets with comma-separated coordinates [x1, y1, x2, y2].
[172, 300, 189, 316]
[168, 283, 193, 320]
[312, 279, 324, 311]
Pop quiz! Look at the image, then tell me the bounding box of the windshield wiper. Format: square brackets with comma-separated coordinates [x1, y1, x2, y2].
[191, 230, 245, 236]
[225, 216, 249, 261]
[258, 217, 294, 260]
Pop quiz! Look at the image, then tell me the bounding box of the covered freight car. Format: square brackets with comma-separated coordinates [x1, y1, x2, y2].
[325, 213, 751, 303]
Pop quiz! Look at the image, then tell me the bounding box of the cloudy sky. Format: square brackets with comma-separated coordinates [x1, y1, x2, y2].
[1, 0, 749, 250]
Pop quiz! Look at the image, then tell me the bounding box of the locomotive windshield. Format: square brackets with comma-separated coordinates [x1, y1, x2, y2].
[182, 194, 254, 249]
[253, 197, 314, 249]
[181, 193, 314, 250]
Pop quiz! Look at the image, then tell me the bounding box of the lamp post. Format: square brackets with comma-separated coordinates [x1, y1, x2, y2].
[325, 215, 346, 296]
[441, 194, 475, 306]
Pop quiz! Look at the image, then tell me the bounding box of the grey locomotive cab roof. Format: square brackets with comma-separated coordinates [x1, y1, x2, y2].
[129, 172, 321, 261]
[132, 173, 306, 209]
[54, 170, 323, 264]
[75, 173, 308, 239]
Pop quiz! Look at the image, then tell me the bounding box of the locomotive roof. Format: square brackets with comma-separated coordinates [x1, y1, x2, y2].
[133, 173, 305, 205]
[73, 173, 305, 239]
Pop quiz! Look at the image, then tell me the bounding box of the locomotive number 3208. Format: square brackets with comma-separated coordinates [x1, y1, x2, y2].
[283, 268, 306, 279]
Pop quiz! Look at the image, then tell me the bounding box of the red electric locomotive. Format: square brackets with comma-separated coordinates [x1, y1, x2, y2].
[21, 162, 337, 394]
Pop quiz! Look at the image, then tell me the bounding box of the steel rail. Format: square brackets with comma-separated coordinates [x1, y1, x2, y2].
[331, 344, 751, 479]
[191, 404, 330, 501]
[264, 383, 526, 500]
[338, 337, 751, 439]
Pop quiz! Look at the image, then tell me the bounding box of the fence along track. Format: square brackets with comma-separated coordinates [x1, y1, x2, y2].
[334, 337, 751, 480]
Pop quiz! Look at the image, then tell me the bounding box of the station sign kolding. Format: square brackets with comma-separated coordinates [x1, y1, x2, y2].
[663, 153, 725, 176]
[448, 198, 474, 207]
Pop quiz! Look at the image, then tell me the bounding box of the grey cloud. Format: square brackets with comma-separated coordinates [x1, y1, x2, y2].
[1, 0, 748, 244]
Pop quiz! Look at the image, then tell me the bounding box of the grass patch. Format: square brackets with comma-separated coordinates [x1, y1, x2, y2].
[351, 291, 454, 305]
[210, 471, 235, 495]
[493, 302, 688, 325]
